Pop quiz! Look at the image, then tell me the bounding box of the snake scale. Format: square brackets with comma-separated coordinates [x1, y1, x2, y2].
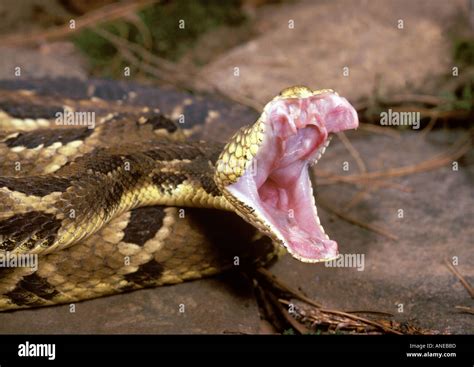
[0, 78, 358, 311]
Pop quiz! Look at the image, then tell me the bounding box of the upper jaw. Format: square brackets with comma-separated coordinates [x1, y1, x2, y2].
[226, 90, 359, 263]
[264, 91, 359, 134]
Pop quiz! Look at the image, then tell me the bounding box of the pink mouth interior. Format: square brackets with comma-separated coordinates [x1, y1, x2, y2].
[227, 92, 359, 262]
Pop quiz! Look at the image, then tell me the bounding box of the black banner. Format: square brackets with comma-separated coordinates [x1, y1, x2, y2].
[0, 334, 472, 365]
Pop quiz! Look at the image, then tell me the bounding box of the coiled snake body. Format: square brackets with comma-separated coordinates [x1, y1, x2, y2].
[0, 79, 358, 311]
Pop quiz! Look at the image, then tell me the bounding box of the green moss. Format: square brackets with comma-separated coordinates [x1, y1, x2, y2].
[453, 38, 474, 66]
[438, 82, 473, 111]
[73, 0, 247, 77]
[141, 0, 244, 60]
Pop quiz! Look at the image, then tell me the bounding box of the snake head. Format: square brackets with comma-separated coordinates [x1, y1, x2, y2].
[215, 86, 359, 263]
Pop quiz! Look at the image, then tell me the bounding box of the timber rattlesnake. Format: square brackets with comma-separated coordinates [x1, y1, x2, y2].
[0, 79, 358, 311]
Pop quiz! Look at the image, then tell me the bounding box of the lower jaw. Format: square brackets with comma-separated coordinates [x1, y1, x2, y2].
[228, 162, 338, 263]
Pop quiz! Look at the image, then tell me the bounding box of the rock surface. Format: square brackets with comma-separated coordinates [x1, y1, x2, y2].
[0, 129, 472, 334]
[0, 0, 472, 334]
[199, 0, 467, 104]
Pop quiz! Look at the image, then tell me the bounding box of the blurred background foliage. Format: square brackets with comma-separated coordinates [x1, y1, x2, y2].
[0, 0, 472, 127]
[74, 0, 474, 127]
[73, 0, 249, 77]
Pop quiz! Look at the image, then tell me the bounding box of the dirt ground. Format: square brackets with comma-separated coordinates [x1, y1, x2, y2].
[0, 0, 472, 334]
[0, 128, 472, 334]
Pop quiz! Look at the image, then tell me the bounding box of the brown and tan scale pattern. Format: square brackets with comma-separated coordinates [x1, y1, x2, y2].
[0, 78, 278, 311]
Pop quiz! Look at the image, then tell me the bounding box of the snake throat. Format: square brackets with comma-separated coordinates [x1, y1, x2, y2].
[226, 89, 359, 263]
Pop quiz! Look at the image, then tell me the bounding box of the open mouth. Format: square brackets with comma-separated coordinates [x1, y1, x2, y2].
[226, 91, 359, 262]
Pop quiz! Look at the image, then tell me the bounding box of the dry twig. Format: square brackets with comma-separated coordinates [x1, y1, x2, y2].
[445, 259, 474, 299]
[0, 0, 158, 46]
[318, 135, 470, 185]
[317, 199, 398, 241]
[336, 131, 367, 173]
[257, 268, 322, 308]
[455, 306, 474, 315]
[254, 268, 416, 335]
[358, 122, 401, 138]
[379, 94, 451, 106]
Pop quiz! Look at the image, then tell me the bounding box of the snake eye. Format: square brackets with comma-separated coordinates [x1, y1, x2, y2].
[221, 89, 358, 263]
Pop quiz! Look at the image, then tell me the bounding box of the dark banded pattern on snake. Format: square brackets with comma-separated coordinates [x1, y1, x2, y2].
[0, 78, 276, 311]
[0, 79, 359, 311]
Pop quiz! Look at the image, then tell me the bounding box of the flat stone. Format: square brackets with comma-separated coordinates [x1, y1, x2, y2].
[0, 274, 260, 334]
[0, 44, 87, 80]
[0, 129, 471, 334]
[199, 0, 467, 104]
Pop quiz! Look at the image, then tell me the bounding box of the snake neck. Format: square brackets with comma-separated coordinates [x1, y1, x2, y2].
[0, 140, 235, 255]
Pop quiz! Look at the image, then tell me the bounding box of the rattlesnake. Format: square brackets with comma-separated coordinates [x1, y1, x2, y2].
[0, 79, 358, 311]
